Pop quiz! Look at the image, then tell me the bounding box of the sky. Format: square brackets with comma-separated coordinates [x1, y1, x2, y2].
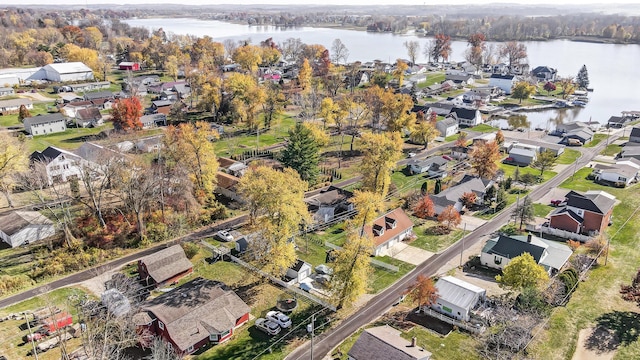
[8, 0, 637, 6]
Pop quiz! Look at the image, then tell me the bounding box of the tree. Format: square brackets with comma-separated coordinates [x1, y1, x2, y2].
[410, 121, 438, 150]
[0, 133, 27, 208]
[360, 132, 403, 196]
[438, 205, 461, 232]
[350, 190, 385, 233]
[281, 122, 320, 184]
[413, 195, 435, 219]
[498, 41, 528, 68]
[392, 59, 409, 88]
[382, 91, 415, 133]
[576, 64, 590, 90]
[232, 44, 262, 73]
[469, 141, 501, 179]
[423, 39, 436, 63]
[531, 150, 557, 176]
[224, 72, 266, 130]
[403, 40, 420, 65]
[496, 252, 549, 290]
[18, 104, 31, 123]
[110, 97, 142, 131]
[432, 33, 452, 63]
[511, 81, 536, 103]
[261, 82, 286, 129]
[298, 58, 312, 91]
[331, 39, 349, 64]
[543, 81, 557, 95]
[330, 231, 374, 308]
[112, 161, 160, 236]
[513, 196, 535, 230]
[495, 130, 505, 145]
[406, 274, 439, 312]
[164, 55, 179, 81]
[558, 77, 576, 99]
[466, 33, 486, 67]
[461, 192, 477, 209]
[455, 131, 468, 147]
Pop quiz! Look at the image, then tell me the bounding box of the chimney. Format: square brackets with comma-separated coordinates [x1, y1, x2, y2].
[411, 336, 417, 347]
[527, 233, 532, 243]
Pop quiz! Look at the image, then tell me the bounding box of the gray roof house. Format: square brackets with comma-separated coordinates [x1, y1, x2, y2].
[428, 276, 486, 322]
[348, 325, 432, 360]
[608, 116, 627, 129]
[449, 107, 482, 127]
[564, 128, 593, 145]
[489, 73, 516, 94]
[408, 156, 449, 178]
[508, 147, 537, 165]
[430, 175, 493, 214]
[75, 107, 103, 128]
[481, 233, 572, 274]
[436, 116, 459, 138]
[619, 146, 640, 161]
[531, 66, 557, 81]
[137, 245, 193, 287]
[0, 210, 56, 248]
[23, 113, 67, 136]
[304, 185, 354, 223]
[0, 98, 33, 114]
[629, 127, 640, 143]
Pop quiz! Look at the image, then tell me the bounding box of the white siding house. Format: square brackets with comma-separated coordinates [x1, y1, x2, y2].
[0, 211, 56, 247]
[0, 98, 33, 114]
[489, 74, 516, 95]
[23, 113, 67, 136]
[285, 259, 312, 285]
[365, 208, 414, 257]
[427, 276, 486, 322]
[43, 62, 94, 82]
[436, 116, 459, 138]
[30, 146, 85, 184]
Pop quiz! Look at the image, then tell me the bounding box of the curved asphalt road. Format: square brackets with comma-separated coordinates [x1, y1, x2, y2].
[286, 134, 615, 360]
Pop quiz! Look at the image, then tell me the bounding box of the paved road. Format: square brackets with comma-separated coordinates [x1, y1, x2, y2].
[286, 132, 616, 360]
[0, 214, 248, 309]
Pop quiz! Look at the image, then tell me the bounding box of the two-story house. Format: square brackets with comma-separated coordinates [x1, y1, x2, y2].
[549, 190, 616, 235]
[23, 113, 67, 136]
[449, 107, 483, 127]
[29, 146, 84, 183]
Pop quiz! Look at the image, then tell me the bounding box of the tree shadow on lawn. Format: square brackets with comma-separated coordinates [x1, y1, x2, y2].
[232, 280, 263, 307]
[586, 311, 640, 353]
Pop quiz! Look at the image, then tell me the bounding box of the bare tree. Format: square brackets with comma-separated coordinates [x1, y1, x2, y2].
[331, 38, 349, 65]
[223, 38, 238, 61]
[77, 157, 120, 229]
[148, 337, 182, 360]
[423, 39, 436, 63]
[403, 40, 420, 65]
[280, 37, 304, 63]
[111, 161, 160, 236]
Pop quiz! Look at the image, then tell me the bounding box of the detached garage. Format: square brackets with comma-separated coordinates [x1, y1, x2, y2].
[0, 211, 56, 247]
[427, 276, 486, 321]
[43, 62, 94, 82]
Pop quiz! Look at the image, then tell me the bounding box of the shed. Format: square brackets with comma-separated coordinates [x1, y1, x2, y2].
[428, 276, 486, 321]
[508, 147, 537, 165]
[285, 259, 312, 284]
[0, 211, 56, 247]
[137, 245, 193, 287]
[118, 62, 141, 71]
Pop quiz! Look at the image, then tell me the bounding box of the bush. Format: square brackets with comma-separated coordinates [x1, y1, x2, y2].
[0, 275, 34, 296]
[500, 224, 520, 236]
[181, 242, 200, 259]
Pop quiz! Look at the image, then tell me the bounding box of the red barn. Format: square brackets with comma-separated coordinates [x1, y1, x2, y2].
[118, 62, 141, 71]
[137, 245, 193, 288]
[133, 277, 250, 354]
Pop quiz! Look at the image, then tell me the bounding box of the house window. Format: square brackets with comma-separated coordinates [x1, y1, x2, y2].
[220, 329, 231, 338]
[187, 345, 194, 353]
[494, 256, 502, 265]
[209, 334, 217, 341]
[158, 321, 164, 330]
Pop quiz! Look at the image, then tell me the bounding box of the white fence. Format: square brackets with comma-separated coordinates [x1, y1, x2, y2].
[525, 225, 591, 243]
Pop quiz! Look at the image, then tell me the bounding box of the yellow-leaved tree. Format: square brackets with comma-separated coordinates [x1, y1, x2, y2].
[0, 133, 28, 208]
[232, 44, 262, 74]
[360, 132, 404, 196]
[224, 72, 266, 131]
[496, 252, 549, 290]
[298, 58, 312, 92]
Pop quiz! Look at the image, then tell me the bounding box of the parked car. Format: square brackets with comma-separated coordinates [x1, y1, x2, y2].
[407, 152, 416, 158]
[266, 311, 292, 328]
[255, 318, 281, 336]
[216, 230, 234, 242]
[442, 155, 452, 161]
[550, 199, 563, 207]
[315, 264, 333, 275]
[393, 294, 406, 306]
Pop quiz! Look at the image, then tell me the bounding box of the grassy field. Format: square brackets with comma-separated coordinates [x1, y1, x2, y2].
[409, 217, 465, 252]
[499, 162, 557, 183]
[601, 143, 623, 157]
[417, 72, 445, 88]
[26, 123, 114, 153]
[0, 102, 53, 127]
[213, 114, 296, 157]
[532, 203, 554, 218]
[391, 169, 429, 196]
[528, 167, 640, 359]
[584, 133, 608, 148]
[468, 124, 498, 133]
[556, 149, 581, 164]
[369, 257, 415, 294]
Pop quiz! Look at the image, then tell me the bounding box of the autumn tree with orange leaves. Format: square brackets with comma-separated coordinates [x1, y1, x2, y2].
[469, 141, 501, 179]
[111, 97, 143, 131]
[406, 274, 439, 313]
[438, 205, 461, 232]
[413, 195, 436, 219]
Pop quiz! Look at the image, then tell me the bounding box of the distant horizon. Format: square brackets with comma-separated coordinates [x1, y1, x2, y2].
[4, 0, 638, 6]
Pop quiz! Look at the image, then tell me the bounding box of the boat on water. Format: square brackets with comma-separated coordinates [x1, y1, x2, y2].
[572, 100, 587, 107]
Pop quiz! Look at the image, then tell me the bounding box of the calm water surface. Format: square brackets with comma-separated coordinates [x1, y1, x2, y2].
[125, 18, 640, 128]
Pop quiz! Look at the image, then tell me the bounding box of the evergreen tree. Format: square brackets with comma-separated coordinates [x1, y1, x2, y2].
[281, 122, 320, 184]
[576, 64, 589, 89]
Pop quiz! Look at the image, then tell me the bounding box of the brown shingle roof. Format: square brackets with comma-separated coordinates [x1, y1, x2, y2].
[143, 277, 250, 352]
[217, 157, 237, 169]
[139, 245, 193, 284]
[364, 208, 414, 248]
[216, 172, 240, 190]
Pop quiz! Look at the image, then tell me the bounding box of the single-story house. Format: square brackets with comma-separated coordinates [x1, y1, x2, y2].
[133, 277, 250, 354]
[118, 62, 141, 71]
[30, 146, 85, 184]
[564, 129, 593, 145]
[23, 113, 67, 136]
[508, 147, 537, 165]
[618, 146, 640, 161]
[549, 190, 616, 235]
[462, 90, 490, 105]
[140, 114, 167, 129]
[489, 73, 516, 94]
[75, 107, 103, 128]
[364, 208, 413, 257]
[530, 66, 557, 81]
[43, 62, 94, 82]
[135, 135, 164, 153]
[60, 101, 92, 118]
[215, 172, 241, 201]
[445, 73, 474, 85]
[0, 87, 15, 97]
[449, 107, 482, 127]
[436, 116, 459, 138]
[0, 98, 33, 115]
[481, 233, 572, 274]
[408, 156, 449, 178]
[151, 100, 173, 115]
[348, 325, 432, 360]
[217, 157, 247, 177]
[430, 175, 493, 214]
[427, 102, 455, 116]
[137, 245, 193, 288]
[592, 163, 639, 187]
[607, 116, 627, 129]
[629, 127, 640, 143]
[83, 91, 114, 101]
[69, 81, 110, 93]
[427, 276, 486, 322]
[511, 139, 565, 156]
[304, 185, 354, 223]
[0, 210, 56, 247]
[450, 145, 469, 160]
[285, 259, 312, 285]
[472, 132, 496, 145]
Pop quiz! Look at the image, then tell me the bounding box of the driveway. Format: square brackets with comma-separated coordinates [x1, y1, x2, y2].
[459, 215, 486, 231]
[450, 268, 507, 297]
[387, 243, 433, 266]
[536, 187, 570, 205]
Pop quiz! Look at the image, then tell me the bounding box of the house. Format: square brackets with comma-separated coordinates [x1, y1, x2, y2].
[235, 233, 258, 253]
[364, 208, 413, 257]
[592, 163, 639, 187]
[430, 175, 493, 214]
[564, 128, 593, 145]
[436, 116, 459, 138]
[445, 73, 475, 85]
[135, 135, 164, 153]
[427, 276, 486, 322]
[481, 233, 572, 274]
[69, 81, 111, 93]
[285, 259, 312, 285]
[60, 101, 92, 118]
[549, 190, 616, 235]
[83, 91, 114, 101]
[449, 107, 482, 127]
[472, 132, 496, 145]
[450, 145, 469, 160]
[133, 277, 250, 354]
[118, 61, 141, 71]
[618, 146, 640, 161]
[140, 114, 167, 129]
[513, 139, 565, 156]
[0, 98, 32, 115]
[408, 156, 449, 178]
[607, 116, 626, 129]
[43, 62, 94, 82]
[151, 100, 173, 115]
[462, 90, 490, 105]
[629, 127, 640, 143]
[75, 107, 103, 128]
[59, 94, 84, 103]
[508, 147, 537, 165]
[427, 102, 454, 116]
[347, 325, 432, 360]
[530, 66, 557, 81]
[492, 63, 508, 74]
[215, 172, 241, 201]
[489, 74, 516, 95]
[0, 210, 56, 247]
[304, 185, 354, 223]
[137, 245, 193, 287]
[23, 113, 67, 136]
[30, 146, 85, 183]
[0, 87, 15, 97]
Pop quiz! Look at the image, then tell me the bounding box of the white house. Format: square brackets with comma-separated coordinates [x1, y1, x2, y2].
[0, 87, 15, 97]
[408, 156, 449, 178]
[508, 147, 538, 165]
[0, 210, 56, 247]
[364, 208, 414, 257]
[481, 233, 572, 274]
[427, 276, 486, 322]
[449, 107, 483, 127]
[285, 259, 312, 285]
[30, 146, 85, 183]
[23, 113, 67, 136]
[43, 62, 94, 82]
[0, 98, 33, 114]
[140, 114, 167, 129]
[436, 116, 459, 138]
[489, 74, 516, 95]
[593, 163, 639, 187]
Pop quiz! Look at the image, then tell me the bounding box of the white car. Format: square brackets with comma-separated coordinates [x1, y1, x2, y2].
[255, 318, 281, 336]
[216, 230, 234, 242]
[266, 311, 292, 328]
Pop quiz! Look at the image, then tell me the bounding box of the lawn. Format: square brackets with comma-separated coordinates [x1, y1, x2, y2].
[409, 218, 465, 252]
[417, 72, 445, 88]
[528, 167, 640, 359]
[601, 143, 622, 157]
[369, 256, 415, 294]
[468, 124, 498, 133]
[556, 149, 581, 164]
[213, 114, 296, 157]
[499, 162, 557, 183]
[532, 203, 554, 218]
[0, 102, 52, 127]
[391, 169, 429, 196]
[584, 133, 608, 148]
[27, 123, 114, 153]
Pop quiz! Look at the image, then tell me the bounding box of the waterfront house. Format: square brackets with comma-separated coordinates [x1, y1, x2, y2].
[489, 74, 516, 95]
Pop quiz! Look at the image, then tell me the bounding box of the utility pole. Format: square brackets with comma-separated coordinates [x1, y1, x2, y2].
[459, 222, 467, 267]
[24, 312, 39, 360]
[605, 235, 611, 266]
[307, 314, 315, 360]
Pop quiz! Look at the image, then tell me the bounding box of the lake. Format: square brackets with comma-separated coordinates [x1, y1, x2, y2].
[125, 18, 640, 128]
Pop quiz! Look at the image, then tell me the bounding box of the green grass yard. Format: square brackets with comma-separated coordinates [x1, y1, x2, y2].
[27, 123, 114, 153]
[556, 149, 581, 164]
[468, 124, 498, 133]
[417, 72, 445, 88]
[601, 143, 622, 157]
[532, 203, 554, 218]
[408, 217, 465, 252]
[213, 114, 296, 157]
[0, 102, 52, 127]
[499, 163, 557, 183]
[584, 133, 608, 148]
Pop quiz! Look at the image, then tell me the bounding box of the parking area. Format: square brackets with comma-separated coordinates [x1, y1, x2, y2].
[535, 187, 570, 206]
[388, 243, 434, 266]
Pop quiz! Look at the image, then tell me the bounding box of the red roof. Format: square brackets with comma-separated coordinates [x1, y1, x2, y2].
[364, 208, 413, 248]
